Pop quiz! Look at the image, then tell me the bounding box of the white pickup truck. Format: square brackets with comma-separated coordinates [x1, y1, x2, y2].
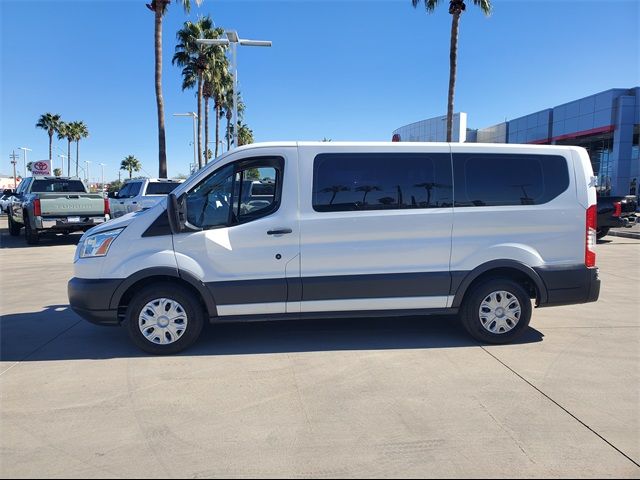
[109, 178, 183, 218]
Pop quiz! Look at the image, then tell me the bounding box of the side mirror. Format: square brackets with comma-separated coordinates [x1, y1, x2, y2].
[3, 189, 14, 196]
[167, 193, 185, 234]
[108, 191, 117, 199]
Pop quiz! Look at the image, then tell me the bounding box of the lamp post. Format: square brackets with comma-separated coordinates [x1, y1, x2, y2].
[57, 154, 66, 176]
[18, 147, 31, 177]
[99, 163, 105, 192]
[174, 112, 199, 170]
[85, 160, 91, 185]
[196, 31, 272, 148]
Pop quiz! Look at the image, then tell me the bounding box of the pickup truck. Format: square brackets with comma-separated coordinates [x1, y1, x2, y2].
[7, 176, 110, 244]
[596, 194, 637, 239]
[109, 178, 183, 218]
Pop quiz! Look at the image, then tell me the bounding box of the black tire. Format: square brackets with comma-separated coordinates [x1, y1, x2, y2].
[24, 216, 40, 245]
[8, 213, 21, 236]
[125, 283, 205, 355]
[460, 278, 532, 344]
[596, 227, 610, 240]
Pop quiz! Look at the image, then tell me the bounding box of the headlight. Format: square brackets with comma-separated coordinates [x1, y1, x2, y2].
[80, 228, 123, 258]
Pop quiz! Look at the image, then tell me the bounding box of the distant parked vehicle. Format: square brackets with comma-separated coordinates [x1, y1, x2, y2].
[0, 191, 14, 213]
[596, 195, 637, 239]
[7, 176, 110, 244]
[109, 178, 184, 218]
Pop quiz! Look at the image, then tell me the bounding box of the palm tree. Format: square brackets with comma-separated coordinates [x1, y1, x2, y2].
[146, 0, 201, 179]
[321, 185, 350, 205]
[173, 16, 218, 169]
[120, 155, 142, 179]
[355, 185, 382, 205]
[202, 31, 229, 160]
[57, 121, 75, 176]
[53, 168, 62, 177]
[237, 122, 254, 147]
[213, 63, 232, 158]
[412, 0, 491, 142]
[68, 121, 89, 177]
[35, 113, 62, 161]
[222, 90, 245, 149]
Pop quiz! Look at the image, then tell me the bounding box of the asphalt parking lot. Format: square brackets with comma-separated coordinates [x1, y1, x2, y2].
[1, 219, 639, 478]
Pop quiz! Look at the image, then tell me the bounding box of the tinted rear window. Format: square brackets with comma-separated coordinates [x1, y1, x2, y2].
[145, 182, 180, 195]
[31, 180, 86, 193]
[453, 153, 569, 207]
[313, 153, 453, 212]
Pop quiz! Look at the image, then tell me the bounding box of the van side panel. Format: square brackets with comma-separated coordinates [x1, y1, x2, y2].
[450, 148, 584, 278]
[297, 145, 454, 312]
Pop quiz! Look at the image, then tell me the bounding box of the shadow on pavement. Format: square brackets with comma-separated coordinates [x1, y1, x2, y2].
[0, 227, 82, 248]
[1, 305, 544, 362]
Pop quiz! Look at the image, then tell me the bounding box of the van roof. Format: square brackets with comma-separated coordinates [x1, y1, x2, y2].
[228, 141, 580, 152]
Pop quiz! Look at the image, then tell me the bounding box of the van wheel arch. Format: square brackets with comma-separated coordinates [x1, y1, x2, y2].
[112, 269, 217, 322]
[452, 262, 546, 309]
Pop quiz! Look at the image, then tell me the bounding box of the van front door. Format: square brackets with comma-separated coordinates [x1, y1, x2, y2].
[173, 148, 300, 317]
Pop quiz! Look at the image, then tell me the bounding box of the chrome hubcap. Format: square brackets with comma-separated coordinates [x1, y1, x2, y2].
[138, 298, 188, 345]
[479, 290, 521, 334]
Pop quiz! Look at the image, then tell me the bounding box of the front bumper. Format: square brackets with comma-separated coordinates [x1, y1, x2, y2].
[68, 277, 123, 326]
[535, 265, 600, 307]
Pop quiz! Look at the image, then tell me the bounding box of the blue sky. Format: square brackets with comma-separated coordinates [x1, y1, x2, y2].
[1, 0, 639, 181]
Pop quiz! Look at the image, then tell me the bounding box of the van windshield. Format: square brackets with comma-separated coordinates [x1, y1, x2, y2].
[31, 180, 86, 193]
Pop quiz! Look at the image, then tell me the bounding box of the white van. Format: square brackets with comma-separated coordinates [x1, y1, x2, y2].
[68, 142, 600, 354]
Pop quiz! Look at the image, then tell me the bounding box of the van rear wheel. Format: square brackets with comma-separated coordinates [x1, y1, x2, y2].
[460, 279, 531, 344]
[126, 283, 204, 355]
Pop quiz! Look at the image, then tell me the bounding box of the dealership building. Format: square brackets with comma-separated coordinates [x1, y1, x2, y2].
[392, 87, 640, 197]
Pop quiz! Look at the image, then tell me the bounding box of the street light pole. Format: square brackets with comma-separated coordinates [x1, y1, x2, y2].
[85, 160, 91, 185]
[99, 163, 105, 191]
[18, 147, 31, 177]
[196, 31, 272, 149]
[9, 151, 19, 188]
[58, 154, 66, 176]
[174, 112, 199, 170]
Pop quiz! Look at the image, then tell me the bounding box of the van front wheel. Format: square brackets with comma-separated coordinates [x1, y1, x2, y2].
[460, 279, 531, 344]
[126, 283, 204, 355]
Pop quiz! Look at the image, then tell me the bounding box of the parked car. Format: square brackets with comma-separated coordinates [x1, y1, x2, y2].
[109, 178, 184, 218]
[69, 142, 600, 354]
[596, 194, 637, 239]
[0, 191, 14, 213]
[8, 176, 110, 244]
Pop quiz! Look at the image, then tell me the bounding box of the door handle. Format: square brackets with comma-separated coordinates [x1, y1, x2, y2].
[132, 202, 137, 204]
[267, 228, 293, 235]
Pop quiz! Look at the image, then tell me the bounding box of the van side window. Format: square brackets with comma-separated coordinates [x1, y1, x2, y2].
[186, 164, 235, 229]
[313, 153, 453, 212]
[231, 166, 279, 223]
[453, 154, 569, 207]
[185, 157, 283, 229]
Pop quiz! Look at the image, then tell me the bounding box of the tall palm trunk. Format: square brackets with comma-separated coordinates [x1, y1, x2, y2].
[155, 3, 168, 178]
[197, 74, 204, 169]
[204, 96, 210, 164]
[48, 132, 53, 161]
[446, 11, 460, 143]
[76, 141, 79, 177]
[67, 139, 71, 176]
[214, 103, 221, 158]
[226, 112, 232, 149]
